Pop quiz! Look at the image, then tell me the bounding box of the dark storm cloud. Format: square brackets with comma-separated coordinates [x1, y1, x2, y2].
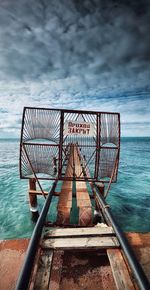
[0, 0, 149, 87]
[0, 0, 150, 137]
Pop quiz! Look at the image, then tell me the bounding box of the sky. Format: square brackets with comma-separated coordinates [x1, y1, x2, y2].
[0, 0, 150, 138]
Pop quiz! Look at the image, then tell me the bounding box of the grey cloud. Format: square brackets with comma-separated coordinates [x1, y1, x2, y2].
[0, 0, 150, 137]
[0, 0, 149, 91]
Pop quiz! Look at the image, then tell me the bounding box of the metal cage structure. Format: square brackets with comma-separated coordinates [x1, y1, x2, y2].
[20, 107, 120, 183]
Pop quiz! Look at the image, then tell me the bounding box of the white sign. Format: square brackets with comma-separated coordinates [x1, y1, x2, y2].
[64, 120, 94, 136]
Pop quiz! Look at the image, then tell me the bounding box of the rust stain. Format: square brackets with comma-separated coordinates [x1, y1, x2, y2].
[0, 239, 29, 290]
[0, 239, 29, 252]
[0, 234, 150, 290]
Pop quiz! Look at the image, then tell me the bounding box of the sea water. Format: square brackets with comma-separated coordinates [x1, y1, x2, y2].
[0, 137, 150, 239]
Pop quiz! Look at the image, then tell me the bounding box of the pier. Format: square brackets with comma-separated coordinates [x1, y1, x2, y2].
[9, 107, 149, 289]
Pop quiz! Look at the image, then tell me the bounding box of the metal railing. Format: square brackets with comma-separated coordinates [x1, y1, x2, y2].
[15, 181, 57, 290]
[93, 185, 150, 290]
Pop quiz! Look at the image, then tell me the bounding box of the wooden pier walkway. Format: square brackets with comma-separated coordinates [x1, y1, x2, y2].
[14, 107, 150, 290]
[20, 142, 150, 290]
[21, 143, 150, 290]
[27, 226, 141, 290]
[57, 144, 92, 226]
[57, 145, 74, 225]
[1, 233, 150, 290]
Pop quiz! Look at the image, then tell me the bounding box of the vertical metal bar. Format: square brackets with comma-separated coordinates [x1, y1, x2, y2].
[19, 107, 26, 179]
[116, 113, 121, 182]
[22, 144, 46, 199]
[58, 110, 64, 177]
[95, 113, 100, 179]
[104, 150, 119, 198]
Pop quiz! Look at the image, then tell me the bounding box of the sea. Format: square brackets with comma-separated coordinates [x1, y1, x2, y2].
[0, 137, 150, 240]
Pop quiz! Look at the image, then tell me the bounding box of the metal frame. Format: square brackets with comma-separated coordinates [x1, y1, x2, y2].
[20, 107, 120, 183]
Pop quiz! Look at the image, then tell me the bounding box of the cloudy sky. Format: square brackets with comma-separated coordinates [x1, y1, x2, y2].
[0, 0, 150, 137]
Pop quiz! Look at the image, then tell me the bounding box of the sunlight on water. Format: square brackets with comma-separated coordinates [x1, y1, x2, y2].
[0, 137, 150, 239]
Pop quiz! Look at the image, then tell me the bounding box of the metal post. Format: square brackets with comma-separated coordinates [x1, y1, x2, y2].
[58, 110, 64, 177]
[95, 113, 100, 179]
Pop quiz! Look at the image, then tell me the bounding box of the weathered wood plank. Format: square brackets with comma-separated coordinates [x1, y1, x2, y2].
[77, 199, 92, 207]
[48, 250, 64, 290]
[29, 190, 48, 195]
[57, 147, 74, 224]
[29, 248, 41, 290]
[59, 193, 72, 202]
[74, 146, 92, 226]
[75, 188, 89, 193]
[44, 226, 114, 238]
[42, 236, 119, 250]
[57, 145, 92, 226]
[78, 207, 93, 226]
[107, 249, 136, 290]
[57, 208, 71, 225]
[57, 200, 72, 208]
[33, 249, 53, 290]
[76, 191, 91, 201]
[53, 191, 95, 199]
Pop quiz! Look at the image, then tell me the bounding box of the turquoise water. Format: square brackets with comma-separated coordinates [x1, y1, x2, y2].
[0, 137, 150, 239]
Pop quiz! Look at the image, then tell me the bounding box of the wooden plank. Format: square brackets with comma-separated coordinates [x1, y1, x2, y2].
[74, 188, 89, 193]
[57, 145, 93, 225]
[48, 250, 64, 290]
[76, 191, 91, 201]
[42, 236, 119, 250]
[33, 249, 53, 290]
[29, 190, 48, 195]
[77, 199, 92, 207]
[74, 147, 92, 226]
[107, 249, 136, 290]
[57, 200, 72, 208]
[57, 208, 71, 225]
[79, 207, 92, 226]
[75, 148, 92, 225]
[44, 226, 115, 238]
[60, 189, 72, 194]
[53, 191, 94, 199]
[76, 182, 88, 189]
[59, 192, 72, 201]
[57, 146, 74, 224]
[29, 248, 41, 290]
[61, 184, 72, 190]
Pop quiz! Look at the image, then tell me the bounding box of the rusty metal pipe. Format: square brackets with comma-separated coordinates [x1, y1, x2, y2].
[15, 181, 57, 290]
[93, 185, 150, 290]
